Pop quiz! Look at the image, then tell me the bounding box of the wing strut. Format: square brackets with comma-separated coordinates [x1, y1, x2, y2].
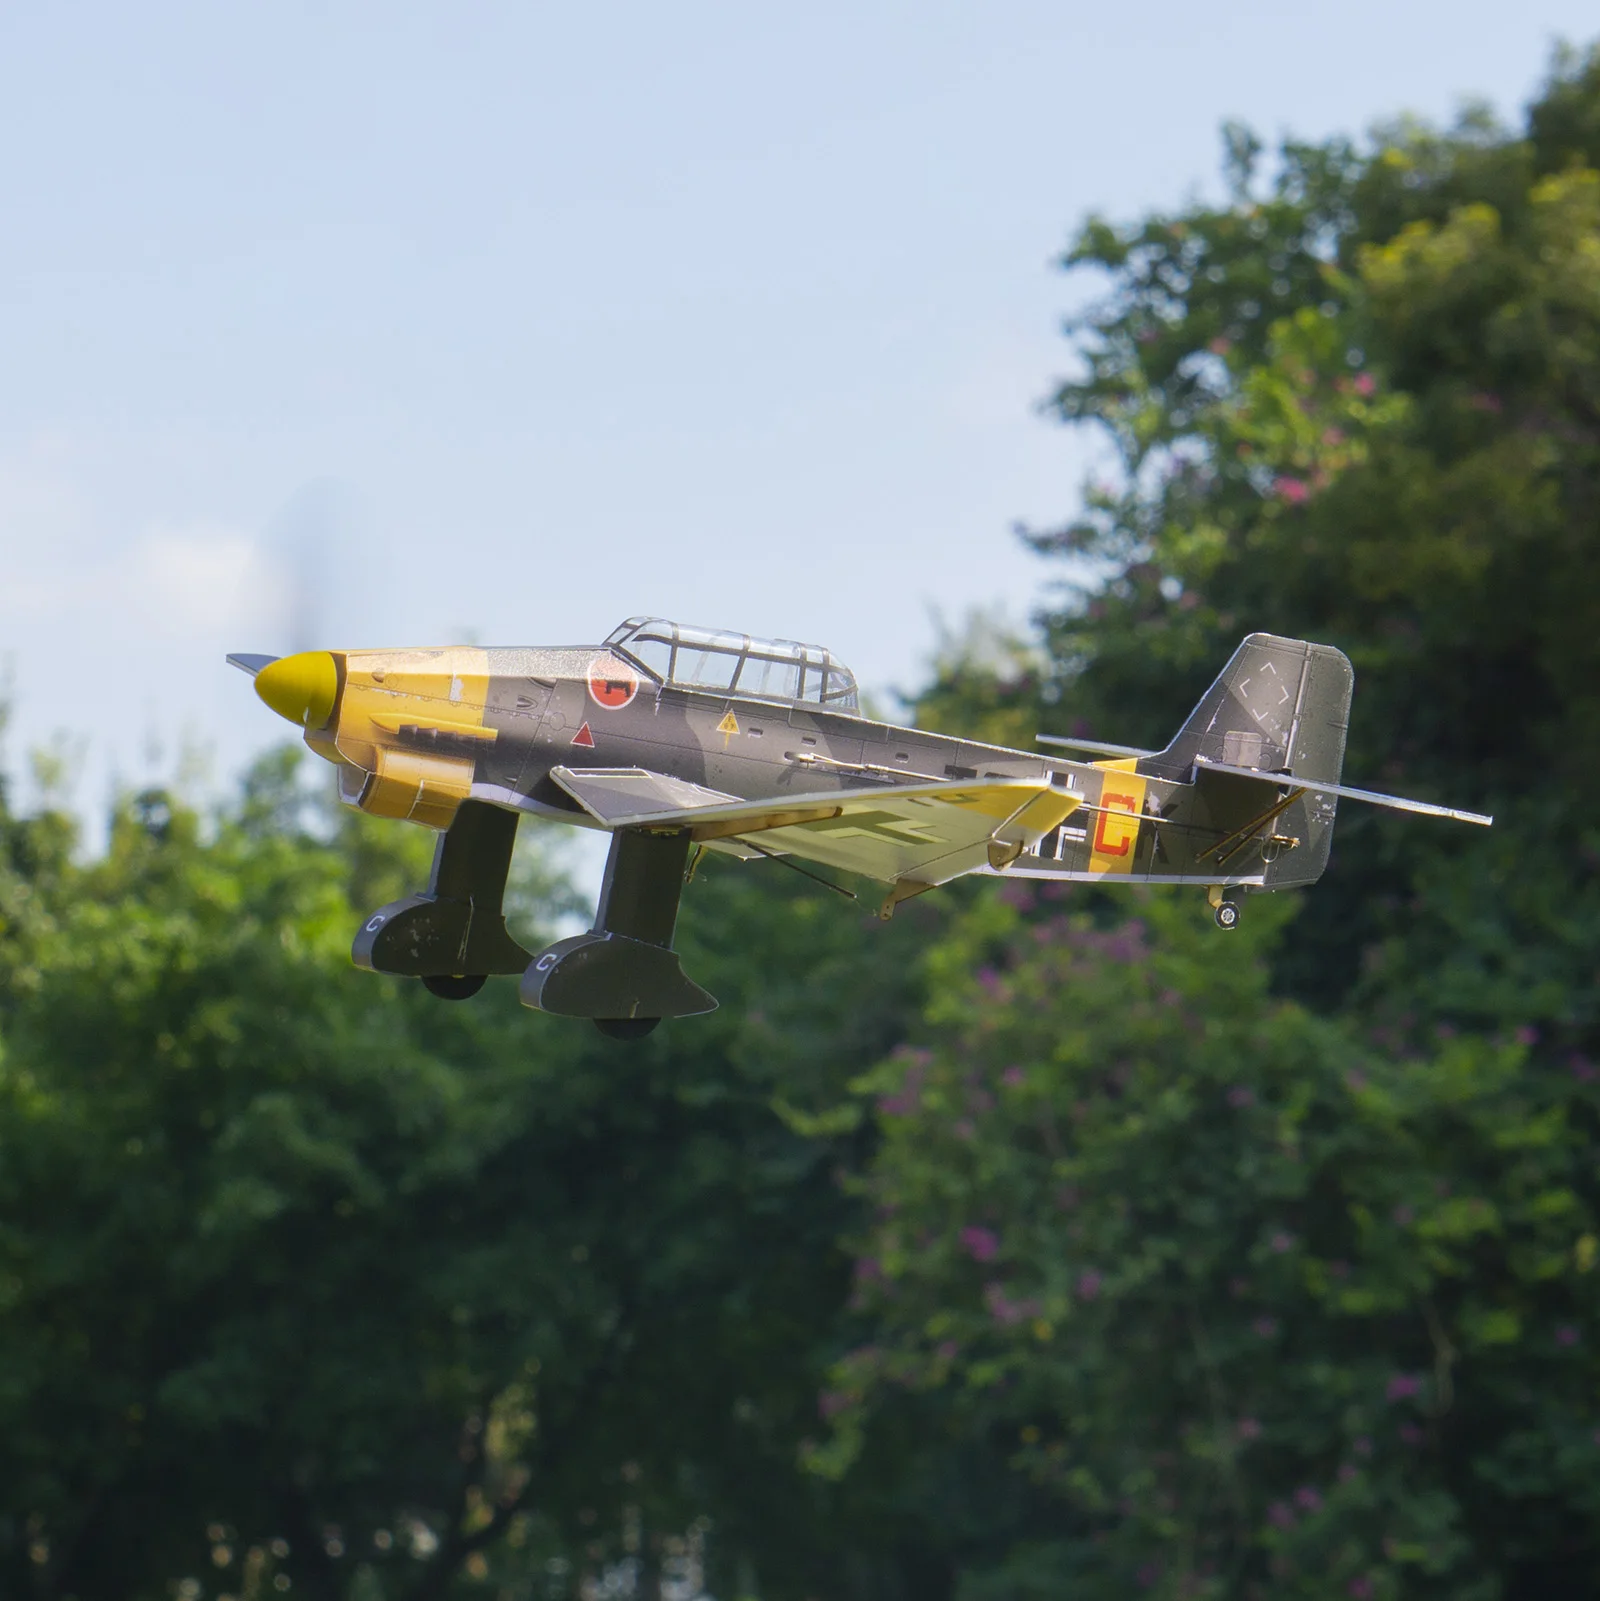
[741, 837, 859, 900]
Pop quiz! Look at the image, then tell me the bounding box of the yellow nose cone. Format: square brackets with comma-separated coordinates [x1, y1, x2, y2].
[255, 651, 339, 730]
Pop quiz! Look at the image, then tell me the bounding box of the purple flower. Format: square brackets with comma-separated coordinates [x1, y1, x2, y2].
[1294, 1486, 1322, 1512]
[1076, 1270, 1103, 1301]
[1349, 1579, 1375, 1599]
[818, 1390, 851, 1419]
[1557, 1325, 1580, 1347]
[984, 1283, 1026, 1325]
[1386, 1374, 1421, 1402]
[1237, 1417, 1261, 1440]
[1514, 1024, 1538, 1047]
[936, 1340, 959, 1361]
[1399, 1422, 1423, 1444]
[1227, 1085, 1254, 1108]
[1571, 1055, 1597, 1082]
[1253, 1316, 1278, 1338]
[1267, 1501, 1295, 1529]
[953, 1119, 975, 1141]
[960, 1226, 1000, 1263]
[1338, 1463, 1358, 1483]
[1002, 1066, 1027, 1088]
[1270, 1231, 1294, 1253]
[1274, 476, 1310, 505]
[853, 1257, 884, 1284]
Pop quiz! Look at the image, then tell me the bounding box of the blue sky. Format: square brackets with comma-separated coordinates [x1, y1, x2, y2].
[1, 2, 1595, 829]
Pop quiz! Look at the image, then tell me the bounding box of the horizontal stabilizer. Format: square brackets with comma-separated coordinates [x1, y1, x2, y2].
[1036, 733, 1159, 760]
[226, 652, 280, 678]
[1193, 758, 1492, 826]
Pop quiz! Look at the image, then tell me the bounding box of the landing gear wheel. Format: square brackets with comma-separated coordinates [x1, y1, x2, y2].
[1213, 901, 1241, 931]
[422, 973, 487, 1000]
[593, 1017, 661, 1041]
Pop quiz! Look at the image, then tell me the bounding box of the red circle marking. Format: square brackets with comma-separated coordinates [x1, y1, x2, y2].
[587, 653, 639, 710]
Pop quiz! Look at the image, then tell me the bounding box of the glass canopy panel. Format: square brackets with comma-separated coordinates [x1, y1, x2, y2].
[738, 654, 803, 702]
[604, 618, 859, 712]
[622, 633, 672, 679]
[675, 644, 740, 693]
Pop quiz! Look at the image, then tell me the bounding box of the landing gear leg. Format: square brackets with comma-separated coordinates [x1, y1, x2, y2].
[353, 801, 533, 993]
[1207, 884, 1241, 930]
[521, 829, 717, 1036]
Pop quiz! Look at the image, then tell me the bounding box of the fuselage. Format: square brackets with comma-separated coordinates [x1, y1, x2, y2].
[278, 641, 1253, 888]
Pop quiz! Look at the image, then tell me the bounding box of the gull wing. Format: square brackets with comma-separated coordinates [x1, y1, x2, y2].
[547, 766, 743, 824]
[1036, 733, 1159, 759]
[550, 766, 1082, 887]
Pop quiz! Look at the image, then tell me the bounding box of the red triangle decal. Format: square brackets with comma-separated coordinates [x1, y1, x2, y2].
[571, 722, 595, 748]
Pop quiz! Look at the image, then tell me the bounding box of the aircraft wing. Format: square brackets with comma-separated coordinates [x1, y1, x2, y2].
[549, 766, 1082, 887]
[548, 766, 744, 824]
[1191, 759, 1493, 826]
[1036, 733, 1159, 759]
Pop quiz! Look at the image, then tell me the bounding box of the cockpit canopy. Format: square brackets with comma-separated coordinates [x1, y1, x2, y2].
[604, 617, 860, 713]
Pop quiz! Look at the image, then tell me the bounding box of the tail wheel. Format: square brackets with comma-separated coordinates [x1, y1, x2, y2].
[1213, 901, 1241, 931]
[594, 1017, 661, 1040]
[422, 973, 488, 1000]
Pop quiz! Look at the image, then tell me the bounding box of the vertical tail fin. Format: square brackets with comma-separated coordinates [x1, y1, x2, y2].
[1150, 633, 1353, 786]
[1150, 635, 1353, 890]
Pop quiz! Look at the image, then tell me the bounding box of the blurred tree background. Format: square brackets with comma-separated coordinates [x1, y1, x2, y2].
[5, 40, 1600, 1601]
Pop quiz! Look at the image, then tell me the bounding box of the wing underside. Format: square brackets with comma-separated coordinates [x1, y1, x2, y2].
[549, 765, 1081, 887]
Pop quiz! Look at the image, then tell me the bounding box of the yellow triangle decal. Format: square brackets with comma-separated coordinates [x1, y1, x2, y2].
[717, 710, 739, 736]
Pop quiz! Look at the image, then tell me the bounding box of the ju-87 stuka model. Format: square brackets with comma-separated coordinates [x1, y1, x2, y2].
[231, 618, 1490, 1038]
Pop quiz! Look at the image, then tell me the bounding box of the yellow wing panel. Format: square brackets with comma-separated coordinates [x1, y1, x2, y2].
[716, 781, 1080, 887]
[548, 768, 1081, 888]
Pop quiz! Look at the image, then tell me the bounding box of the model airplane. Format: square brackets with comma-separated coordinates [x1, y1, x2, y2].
[230, 618, 1490, 1037]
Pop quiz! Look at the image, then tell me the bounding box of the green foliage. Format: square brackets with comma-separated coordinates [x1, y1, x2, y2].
[0, 751, 935, 1600]
[819, 886, 1600, 1597]
[813, 38, 1600, 1601]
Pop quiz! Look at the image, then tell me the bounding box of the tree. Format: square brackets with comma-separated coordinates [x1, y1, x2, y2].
[817, 39, 1600, 1601]
[0, 751, 940, 1600]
